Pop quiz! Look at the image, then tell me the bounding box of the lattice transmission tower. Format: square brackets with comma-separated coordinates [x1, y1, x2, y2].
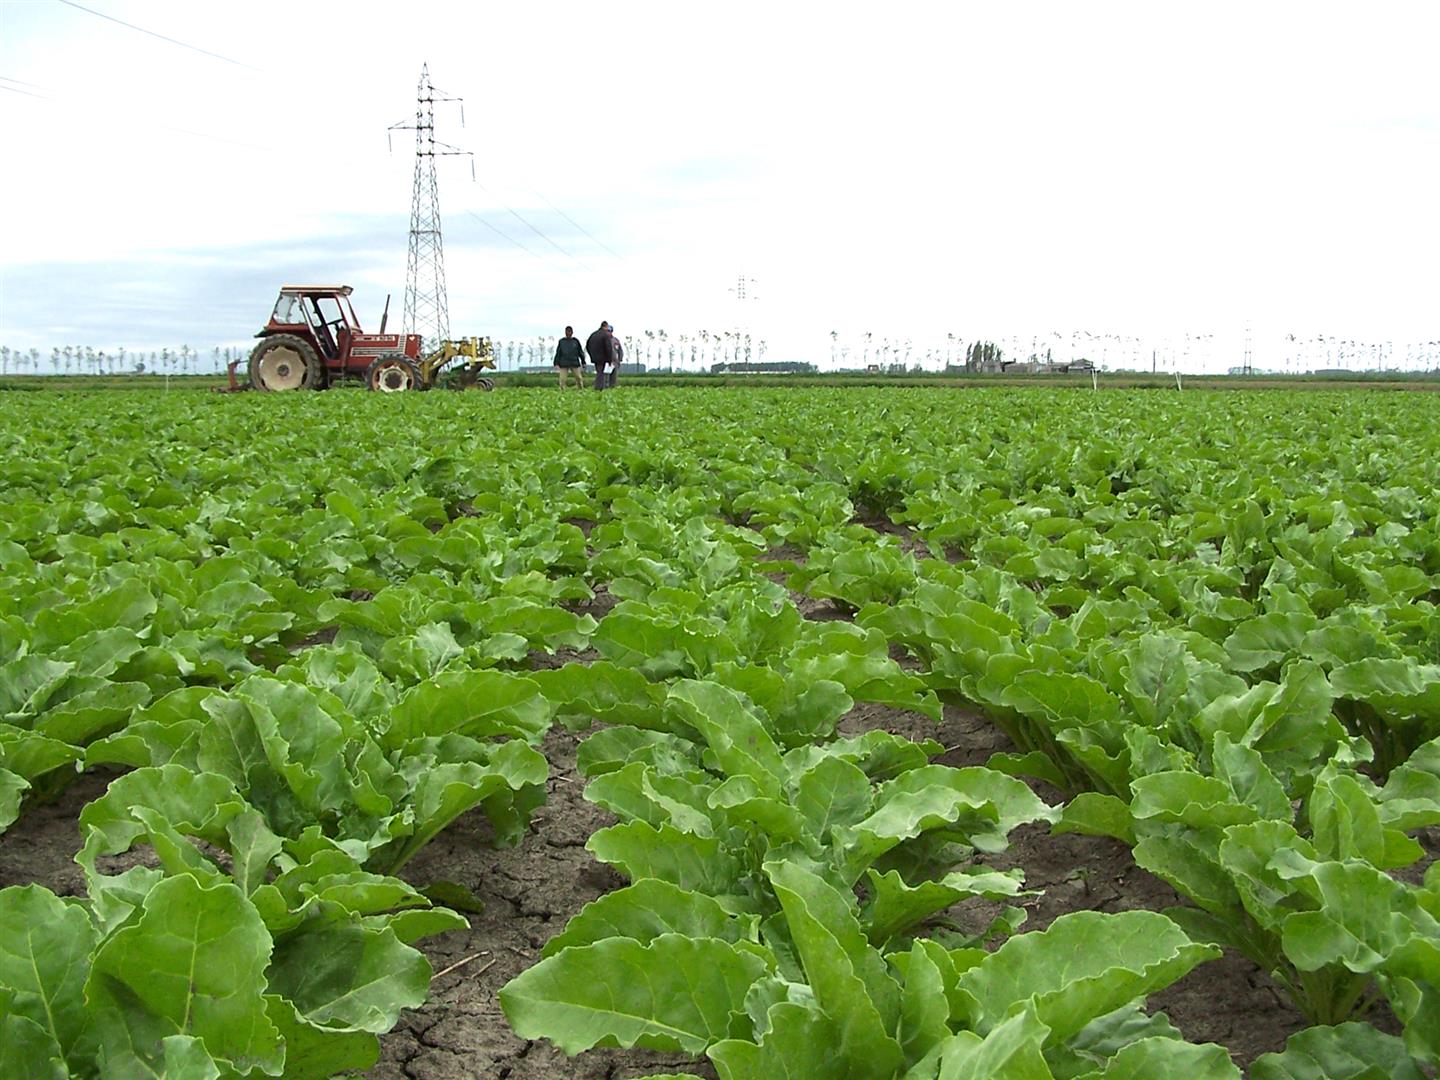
[389, 64, 471, 351]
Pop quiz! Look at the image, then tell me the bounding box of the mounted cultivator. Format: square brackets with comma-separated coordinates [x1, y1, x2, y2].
[217, 285, 495, 393]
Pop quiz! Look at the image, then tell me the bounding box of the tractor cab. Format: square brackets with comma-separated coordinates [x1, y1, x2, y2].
[264, 285, 361, 361]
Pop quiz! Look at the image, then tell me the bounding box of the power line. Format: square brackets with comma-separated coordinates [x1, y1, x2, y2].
[0, 75, 47, 91]
[503, 207, 590, 270]
[55, 0, 259, 71]
[469, 161, 625, 261]
[466, 174, 590, 270]
[533, 191, 625, 261]
[0, 82, 48, 100]
[464, 209, 542, 260]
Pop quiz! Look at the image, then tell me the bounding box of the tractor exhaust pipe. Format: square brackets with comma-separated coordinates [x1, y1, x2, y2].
[379, 293, 391, 334]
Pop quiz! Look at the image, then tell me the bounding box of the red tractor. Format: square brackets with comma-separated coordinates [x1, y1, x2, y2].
[223, 285, 494, 393]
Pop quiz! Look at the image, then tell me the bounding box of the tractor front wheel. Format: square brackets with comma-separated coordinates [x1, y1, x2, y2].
[249, 334, 323, 391]
[367, 355, 421, 393]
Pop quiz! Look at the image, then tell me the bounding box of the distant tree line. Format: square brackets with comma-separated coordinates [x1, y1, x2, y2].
[711, 361, 816, 375]
[488, 330, 768, 372]
[0, 345, 233, 377]
[963, 341, 1006, 371]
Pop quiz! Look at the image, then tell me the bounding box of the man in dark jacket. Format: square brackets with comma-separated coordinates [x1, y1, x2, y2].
[554, 325, 585, 388]
[585, 322, 617, 391]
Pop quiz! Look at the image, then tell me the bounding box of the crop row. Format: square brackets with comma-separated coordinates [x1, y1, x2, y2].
[1, 387, 1437, 1078]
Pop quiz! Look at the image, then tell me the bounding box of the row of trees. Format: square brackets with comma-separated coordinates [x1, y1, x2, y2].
[4, 333, 1438, 378]
[826, 330, 1440, 373]
[0, 335, 773, 377]
[826, 333, 1009, 371]
[487, 330, 769, 372]
[0, 345, 236, 377]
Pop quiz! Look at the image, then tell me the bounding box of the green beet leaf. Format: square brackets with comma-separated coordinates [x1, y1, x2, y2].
[1053, 793, 1135, 845]
[1249, 1021, 1427, 1080]
[919, 1007, 1054, 1080]
[500, 934, 768, 1054]
[793, 755, 875, 842]
[34, 680, 151, 746]
[0, 884, 97, 1069]
[144, 1035, 225, 1079]
[0, 994, 68, 1080]
[266, 921, 431, 1033]
[1211, 733, 1291, 822]
[666, 679, 788, 799]
[1377, 736, 1440, 831]
[1074, 1036, 1240, 1079]
[584, 759, 717, 837]
[0, 655, 73, 719]
[262, 994, 381, 1079]
[77, 765, 248, 878]
[793, 651, 942, 721]
[710, 1000, 849, 1080]
[1277, 860, 1433, 976]
[836, 765, 1055, 883]
[895, 937, 954, 1065]
[785, 728, 942, 783]
[375, 740, 547, 871]
[86, 875, 282, 1077]
[0, 724, 84, 782]
[766, 860, 904, 1078]
[1309, 768, 1421, 869]
[1330, 659, 1440, 722]
[541, 878, 760, 957]
[0, 768, 27, 833]
[380, 668, 552, 748]
[575, 725, 704, 778]
[195, 689, 348, 838]
[1383, 934, 1440, 1065]
[587, 820, 748, 897]
[955, 910, 1219, 1042]
[1130, 771, 1259, 830]
[862, 866, 1029, 948]
[1223, 612, 1313, 673]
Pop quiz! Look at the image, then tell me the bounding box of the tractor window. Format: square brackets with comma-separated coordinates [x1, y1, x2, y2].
[305, 296, 339, 358]
[314, 296, 345, 329]
[272, 294, 304, 325]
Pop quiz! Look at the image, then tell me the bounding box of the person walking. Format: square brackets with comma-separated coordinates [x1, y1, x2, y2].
[553, 325, 586, 388]
[586, 321, 617, 391]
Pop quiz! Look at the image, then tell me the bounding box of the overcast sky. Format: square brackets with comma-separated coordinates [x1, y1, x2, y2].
[2, 1, 1438, 371]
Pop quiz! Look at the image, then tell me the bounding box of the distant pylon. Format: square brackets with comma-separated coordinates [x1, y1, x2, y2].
[389, 64, 470, 351]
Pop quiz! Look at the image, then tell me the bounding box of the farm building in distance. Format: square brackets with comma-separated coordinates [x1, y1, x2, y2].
[944, 357, 1096, 375]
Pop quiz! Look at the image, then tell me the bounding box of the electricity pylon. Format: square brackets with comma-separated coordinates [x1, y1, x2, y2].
[389, 64, 470, 351]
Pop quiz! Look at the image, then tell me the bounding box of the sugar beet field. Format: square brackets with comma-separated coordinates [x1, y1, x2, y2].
[1, 385, 1438, 1079]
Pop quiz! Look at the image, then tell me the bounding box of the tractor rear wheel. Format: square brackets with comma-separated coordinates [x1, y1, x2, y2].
[367, 355, 421, 393]
[249, 334, 323, 392]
